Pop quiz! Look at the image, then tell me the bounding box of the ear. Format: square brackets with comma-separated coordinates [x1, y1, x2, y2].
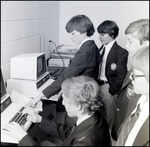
[76, 103, 82, 111]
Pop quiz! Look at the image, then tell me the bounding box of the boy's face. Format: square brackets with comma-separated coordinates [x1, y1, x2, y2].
[62, 93, 78, 117]
[70, 30, 86, 45]
[130, 69, 149, 95]
[125, 34, 142, 57]
[98, 33, 114, 45]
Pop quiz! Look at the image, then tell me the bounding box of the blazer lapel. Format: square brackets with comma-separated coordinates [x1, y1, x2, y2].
[121, 69, 132, 89]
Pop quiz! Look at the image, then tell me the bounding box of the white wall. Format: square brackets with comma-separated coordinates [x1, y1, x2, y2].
[59, 1, 149, 48]
[1, 1, 59, 83]
[1, 1, 149, 84]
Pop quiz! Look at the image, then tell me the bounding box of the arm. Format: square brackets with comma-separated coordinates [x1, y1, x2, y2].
[43, 50, 88, 98]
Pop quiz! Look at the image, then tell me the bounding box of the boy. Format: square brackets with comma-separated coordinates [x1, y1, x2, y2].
[28, 14, 100, 107]
[2, 76, 111, 146]
[97, 20, 128, 129]
[111, 19, 149, 141]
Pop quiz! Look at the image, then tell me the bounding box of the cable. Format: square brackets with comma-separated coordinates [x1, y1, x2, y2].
[48, 40, 65, 75]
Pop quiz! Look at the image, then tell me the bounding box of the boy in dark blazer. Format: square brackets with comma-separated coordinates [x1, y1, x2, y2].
[111, 19, 149, 143]
[2, 76, 111, 146]
[27, 14, 100, 108]
[96, 20, 128, 129]
[115, 46, 149, 146]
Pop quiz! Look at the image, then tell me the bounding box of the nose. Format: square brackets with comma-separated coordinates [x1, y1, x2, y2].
[62, 99, 64, 106]
[70, 34, 73, 39]
[99, 34, 102, 39]
[129, 74, 132, 80]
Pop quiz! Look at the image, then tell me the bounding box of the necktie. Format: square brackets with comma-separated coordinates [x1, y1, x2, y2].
[117, 104, 141, 145]
[98, 45, 106, 79]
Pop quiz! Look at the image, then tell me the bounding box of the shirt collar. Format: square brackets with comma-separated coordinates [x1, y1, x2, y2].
[105, 39, 115, 49]
[76, 113, 91, 126]
[78, 37, 92, 49]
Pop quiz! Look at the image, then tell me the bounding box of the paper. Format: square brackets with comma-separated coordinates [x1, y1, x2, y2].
[10, 90, 43, 112]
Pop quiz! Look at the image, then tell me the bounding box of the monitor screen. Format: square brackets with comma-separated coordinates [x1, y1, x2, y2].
[1, 69, 7, 99]
[37, 54, 46, 78]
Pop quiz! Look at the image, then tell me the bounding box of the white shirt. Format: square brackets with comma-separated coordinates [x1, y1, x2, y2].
[125, 95, 149, 146]
[100, 40, 116, 81]
[76, 113, 92, 126]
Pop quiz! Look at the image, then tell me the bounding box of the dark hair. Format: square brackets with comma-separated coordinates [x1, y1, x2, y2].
[65, 14, 95, 37]
[97, 20, 119, 39]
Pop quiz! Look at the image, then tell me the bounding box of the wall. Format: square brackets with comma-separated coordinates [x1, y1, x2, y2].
[1, 1, 59, 83]
[59, 1, 149, 48]
[1, 1, 149, 84]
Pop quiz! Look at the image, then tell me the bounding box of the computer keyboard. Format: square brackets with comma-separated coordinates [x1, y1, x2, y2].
[9, 107, 28, 126]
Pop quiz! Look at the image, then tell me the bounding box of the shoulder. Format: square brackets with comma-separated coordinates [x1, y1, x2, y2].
[113, 42, 127, 51]
[81, 40, 98, 49]
[114, 44, 128, 56]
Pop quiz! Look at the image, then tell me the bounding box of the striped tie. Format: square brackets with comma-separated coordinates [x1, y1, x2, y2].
[98, 45, 106, 80]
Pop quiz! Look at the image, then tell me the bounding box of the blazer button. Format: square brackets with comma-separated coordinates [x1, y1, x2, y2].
[117, 108, 120, 111]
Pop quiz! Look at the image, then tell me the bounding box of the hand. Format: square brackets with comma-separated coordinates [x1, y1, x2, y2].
[22, 107, 42, 123]
[27, 93, 44, 108]
[27, 98, 38, 108]
[2, 122, 27, 141]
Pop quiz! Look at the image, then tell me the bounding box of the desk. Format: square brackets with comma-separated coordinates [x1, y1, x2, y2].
[1, 100, 57, 146]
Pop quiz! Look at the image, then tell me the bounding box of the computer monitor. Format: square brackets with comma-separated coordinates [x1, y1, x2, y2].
[1, 69, 7, 99]
[10, 53, 47, 80]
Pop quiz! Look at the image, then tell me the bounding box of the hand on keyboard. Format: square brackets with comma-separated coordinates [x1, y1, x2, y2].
[9, 107, 28, 126]
[2, 122, 27, 142]
[22, 107, 42, 123]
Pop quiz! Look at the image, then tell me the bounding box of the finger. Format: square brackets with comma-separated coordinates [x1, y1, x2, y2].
[27, 115, 33, 121]
[10, 121, 20, 126]
[22, 107, 34, 114]
[27, 102, 35, 108]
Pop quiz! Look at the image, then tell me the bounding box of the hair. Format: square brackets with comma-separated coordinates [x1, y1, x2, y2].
[131, 46, 149, 82]
[97, 20, 119, 39]
[125, 19, 149, 45]
[61, 75, 102, 115]
[65, 14, 95, 37]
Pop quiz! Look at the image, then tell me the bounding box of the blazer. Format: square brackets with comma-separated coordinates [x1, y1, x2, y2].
[18, 111, 111, 146]
[43, 40, 100, 98]
[104, 41, 128, 95]
[111, 69, 141, 141]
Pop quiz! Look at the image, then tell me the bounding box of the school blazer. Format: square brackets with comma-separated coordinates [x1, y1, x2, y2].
[105, 42, 128, 95]
[43, 40, 100, 98]
[111, 69, 141, 141]
[18, 111, 111, 146]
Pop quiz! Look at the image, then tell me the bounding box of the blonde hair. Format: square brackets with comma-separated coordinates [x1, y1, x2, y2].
[61, 76, 102, 114]
[131, 46, 149, 82]
[125, 19, 149, 45]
